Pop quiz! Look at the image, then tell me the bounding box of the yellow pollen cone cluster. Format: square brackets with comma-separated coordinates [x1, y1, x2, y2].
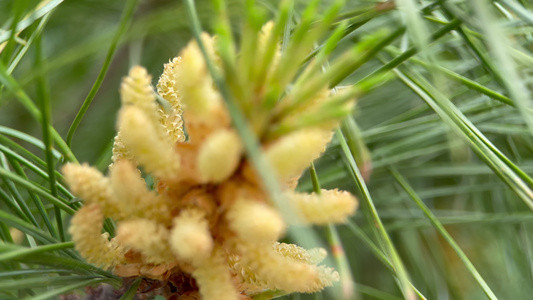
[63, 21, 359, 300]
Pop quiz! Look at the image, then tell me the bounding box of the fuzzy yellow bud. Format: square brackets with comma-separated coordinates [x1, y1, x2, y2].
[118, 106, 180, 180]
[170, 209, 213, 264]
[245, 128, 332, 183]
[273, 242, 327, 265]
[197, 129, 243, 183]
[226, 199, 285, 242]
[110, 133, 133, 167]
[172, 34, 231, 144]
[157, 57, 181, 105]
[157, 57, 185, 144]
[258, 21, 274, 51]
[286, 189, 358, 224]
[116, 219, 175, 265]
[69, 204, 125, 269]
[62, 163, 121, 219]
[193, 248, 240, 300]
[231, 243, 329, 293]
[175, 33, 220, 117]
[120, 66, 157, 115]
[257, 21, 281, 78]
[235, 240, 339, 293]
[110, 160, 172, 225]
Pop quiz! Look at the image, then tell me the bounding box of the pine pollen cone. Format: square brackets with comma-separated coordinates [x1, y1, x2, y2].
[63, 22, 359, 300]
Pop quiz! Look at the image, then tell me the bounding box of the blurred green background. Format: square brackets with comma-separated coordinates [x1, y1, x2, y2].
[2, 0, 533, 299]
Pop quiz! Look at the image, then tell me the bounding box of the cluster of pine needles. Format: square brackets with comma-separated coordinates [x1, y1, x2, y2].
[1, 0, 533, 299]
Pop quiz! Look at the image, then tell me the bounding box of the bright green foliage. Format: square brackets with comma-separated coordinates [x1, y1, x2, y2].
[1, 0, 533, 299]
